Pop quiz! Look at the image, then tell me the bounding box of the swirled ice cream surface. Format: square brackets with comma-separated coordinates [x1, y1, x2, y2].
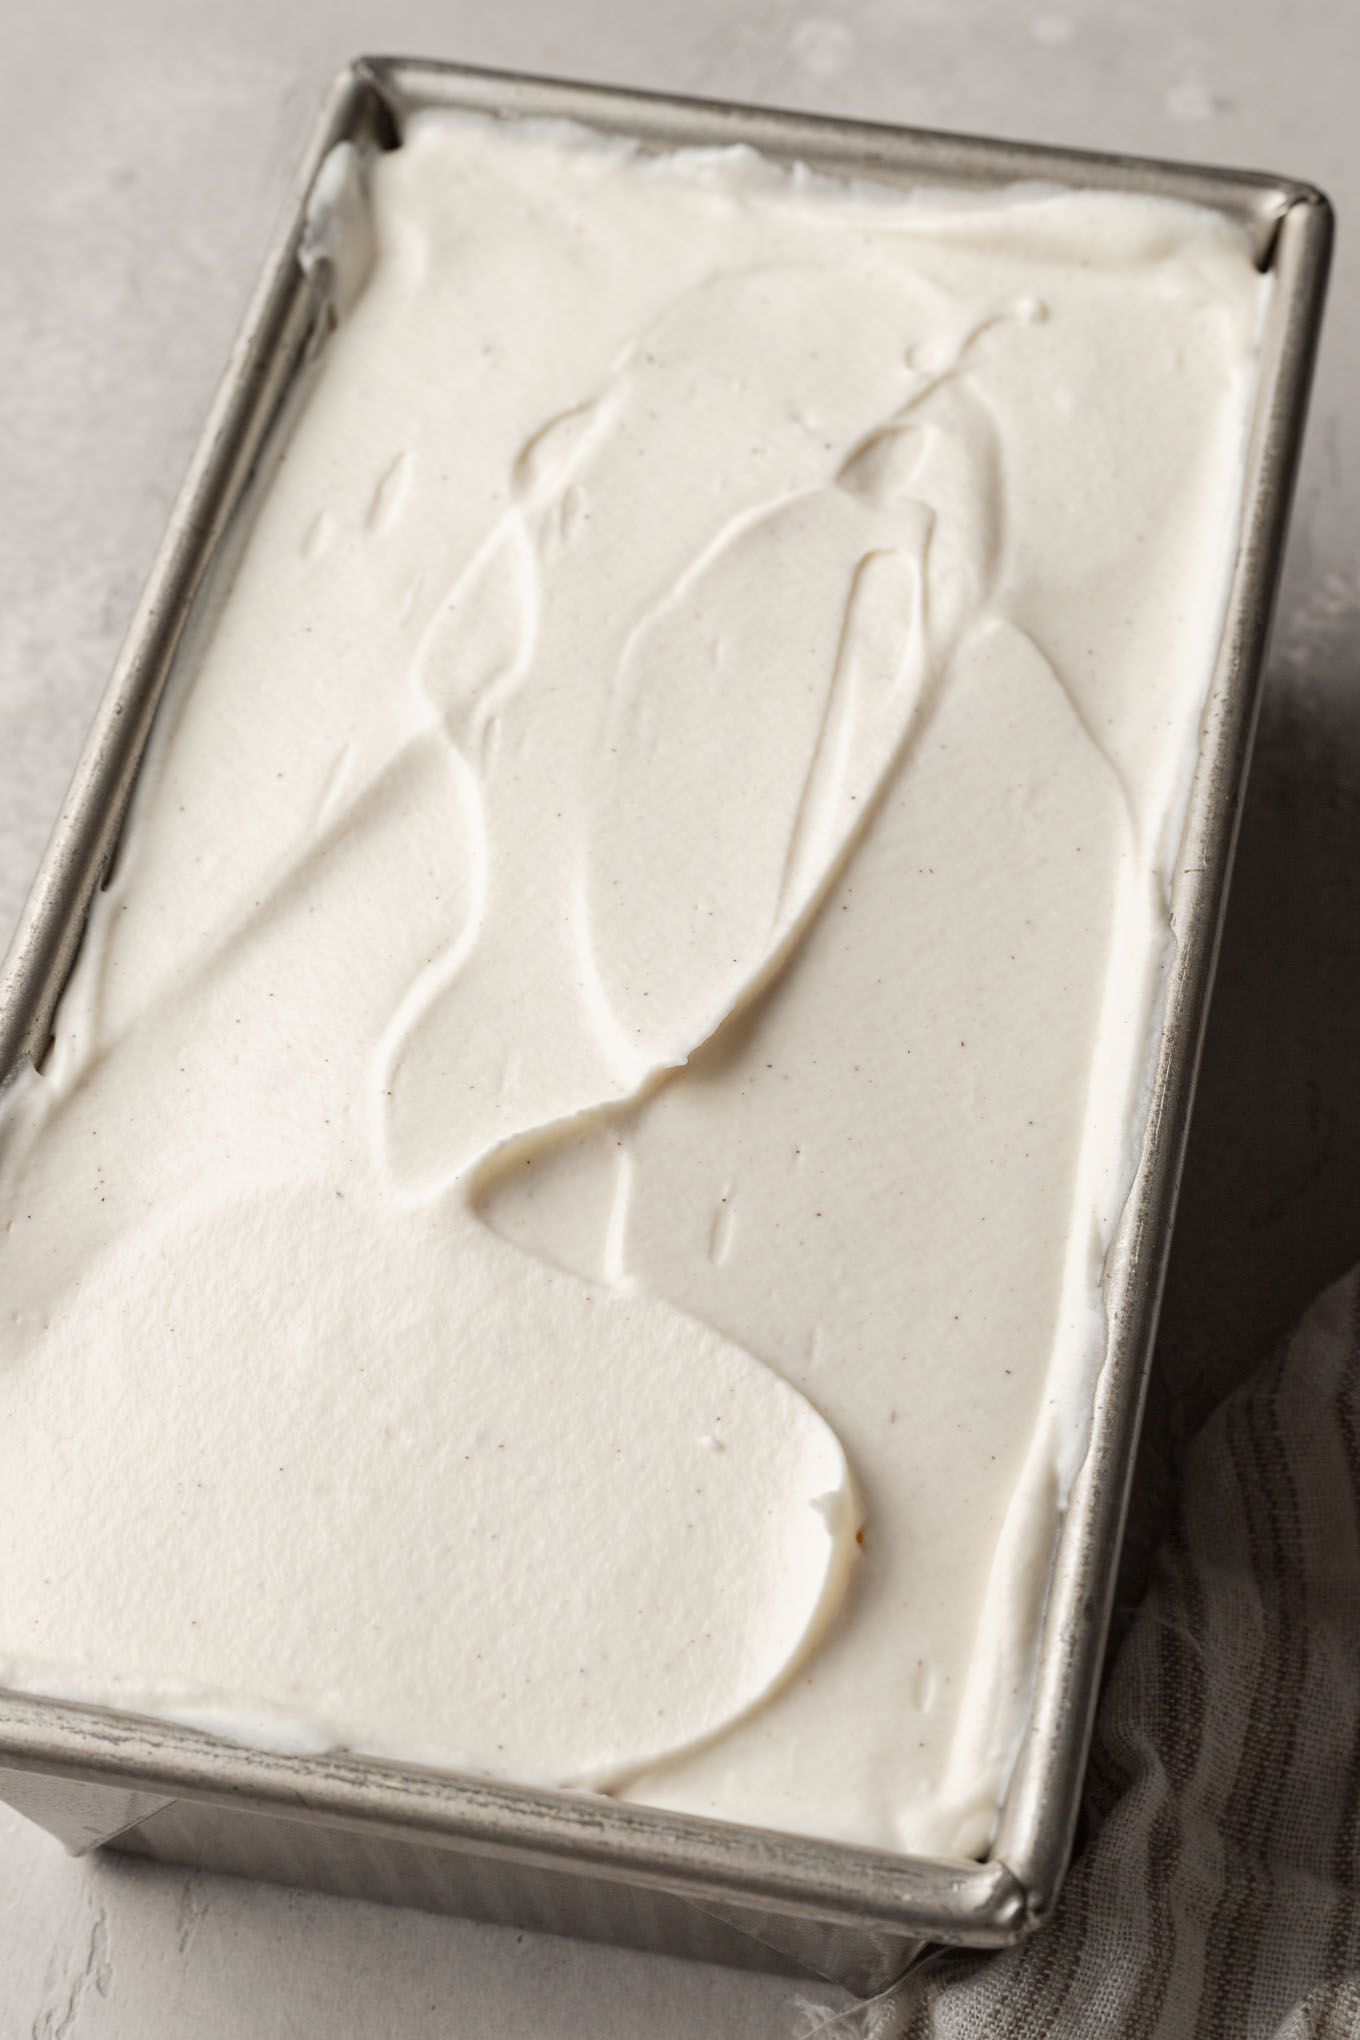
[0, 113, 1267, 1856]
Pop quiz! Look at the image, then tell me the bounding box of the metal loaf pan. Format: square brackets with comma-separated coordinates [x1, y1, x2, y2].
[0, 57, 1332, 1996]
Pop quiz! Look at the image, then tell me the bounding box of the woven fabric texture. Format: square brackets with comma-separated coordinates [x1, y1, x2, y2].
[804, 1265, 1360, 2039]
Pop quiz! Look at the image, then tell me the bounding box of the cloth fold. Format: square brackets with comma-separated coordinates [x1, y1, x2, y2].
[803, 1266, 1360, 2038]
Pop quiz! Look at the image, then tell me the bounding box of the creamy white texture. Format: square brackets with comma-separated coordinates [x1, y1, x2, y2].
[0, 115, 1266, 1854]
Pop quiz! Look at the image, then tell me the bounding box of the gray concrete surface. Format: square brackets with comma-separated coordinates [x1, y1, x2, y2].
[1, 0, 1357, 2031]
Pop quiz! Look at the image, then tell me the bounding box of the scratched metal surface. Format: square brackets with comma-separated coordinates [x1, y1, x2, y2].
[1, 1, 1357, 2033]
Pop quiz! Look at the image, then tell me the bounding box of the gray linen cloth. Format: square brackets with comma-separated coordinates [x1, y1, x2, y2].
[803, 1266, 1360, 2038]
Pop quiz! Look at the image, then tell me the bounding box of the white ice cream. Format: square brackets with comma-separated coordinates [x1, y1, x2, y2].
[0, 113, 1267, 1856]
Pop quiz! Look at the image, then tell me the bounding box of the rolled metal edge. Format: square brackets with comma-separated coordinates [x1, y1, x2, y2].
[0, 58, 1335, 1980]
[0, 65, 392, 1083]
